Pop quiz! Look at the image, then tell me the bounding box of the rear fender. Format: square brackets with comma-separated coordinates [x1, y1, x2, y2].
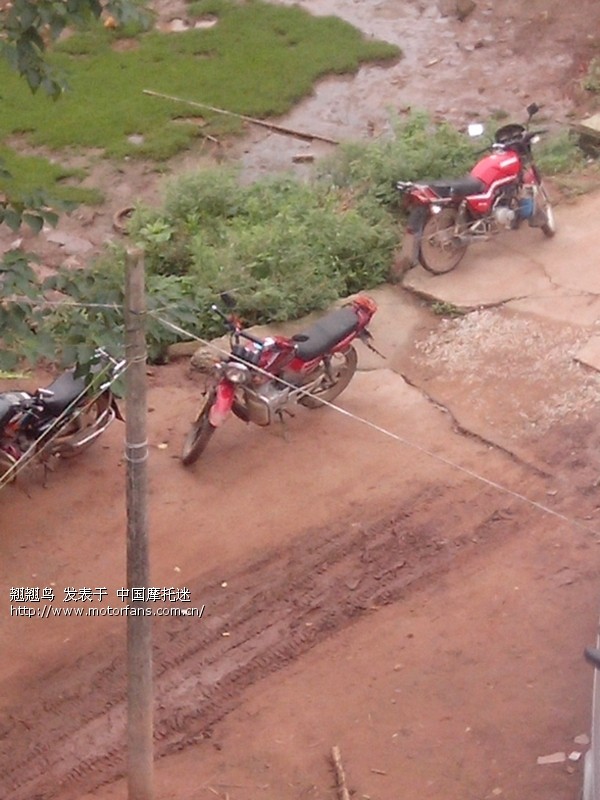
[208, 381, 235, 427]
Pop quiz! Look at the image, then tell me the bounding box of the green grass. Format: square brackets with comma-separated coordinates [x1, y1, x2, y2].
[0, 146, 104, 205]
[0, 0, 400, 185]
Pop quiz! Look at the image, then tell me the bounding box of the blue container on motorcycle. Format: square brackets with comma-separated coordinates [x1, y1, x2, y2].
[519, 197, 534, 219]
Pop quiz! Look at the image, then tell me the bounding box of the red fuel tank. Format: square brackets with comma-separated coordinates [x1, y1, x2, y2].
[468, 151, 521, 214]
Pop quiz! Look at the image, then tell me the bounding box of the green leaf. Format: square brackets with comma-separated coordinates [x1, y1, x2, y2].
[2, 208, 23, 230]
[22, 213, 44, 233]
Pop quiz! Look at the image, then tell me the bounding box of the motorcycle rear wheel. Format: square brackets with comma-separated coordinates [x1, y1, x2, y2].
[299, 346, 358, 409]
[181, 398, 216, 465]
[419, 207, 468, 274]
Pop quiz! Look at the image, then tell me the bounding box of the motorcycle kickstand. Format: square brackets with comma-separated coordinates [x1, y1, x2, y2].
[276, 408, 295, 441]
[42, 458, 56, 488]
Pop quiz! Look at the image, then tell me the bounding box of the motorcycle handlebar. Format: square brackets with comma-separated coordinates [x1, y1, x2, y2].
[493, 129, 547, 151]
[238, 329, 265, 346]
[211, 304, 265, 346]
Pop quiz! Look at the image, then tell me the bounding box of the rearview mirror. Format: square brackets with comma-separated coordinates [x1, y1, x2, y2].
[467, 123, 484, 138]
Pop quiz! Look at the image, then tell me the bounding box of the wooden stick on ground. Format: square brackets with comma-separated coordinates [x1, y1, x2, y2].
[143, 89, 340, 145]
[331, 745, 351, 800]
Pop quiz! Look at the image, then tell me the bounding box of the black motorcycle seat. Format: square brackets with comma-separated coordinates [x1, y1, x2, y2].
[293, 306, 359, 361]
[428, 176, 486, 198]
[42, 370, 87, 414]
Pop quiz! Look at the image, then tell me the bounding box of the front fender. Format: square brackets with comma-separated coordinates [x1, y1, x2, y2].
[208, 381, 235, 427]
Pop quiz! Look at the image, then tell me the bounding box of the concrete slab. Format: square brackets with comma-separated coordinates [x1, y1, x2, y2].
[574, 335, 600, 372]
[508, 292, 600, 327]
[403, 231, 552, 309]
[572, 113, 600, 141]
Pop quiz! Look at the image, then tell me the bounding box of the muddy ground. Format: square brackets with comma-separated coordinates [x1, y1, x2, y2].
[3, 2, 600, 799]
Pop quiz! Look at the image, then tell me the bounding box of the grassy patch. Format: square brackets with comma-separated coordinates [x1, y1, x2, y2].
[536, 131, 586, 175]
[0, 146, 104, 205]
[0, 0, 399, 164]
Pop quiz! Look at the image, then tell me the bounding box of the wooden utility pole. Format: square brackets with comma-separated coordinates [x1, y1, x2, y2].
[124, 248, 154, 800]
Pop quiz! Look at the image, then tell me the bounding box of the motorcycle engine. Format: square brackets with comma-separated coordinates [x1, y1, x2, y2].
[493, 205, 516, 228]
[243, 381, 291, 426]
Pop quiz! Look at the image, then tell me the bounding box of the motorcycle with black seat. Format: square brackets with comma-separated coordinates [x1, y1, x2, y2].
[396, 102, 556, 274]
[0, 347, 125, 483]
[181, 294, 379, 465]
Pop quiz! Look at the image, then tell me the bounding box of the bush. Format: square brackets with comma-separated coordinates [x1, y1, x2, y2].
[536, 131, 586, 175]
[130, 167, 397, 335]
[317, 112, 477, 208]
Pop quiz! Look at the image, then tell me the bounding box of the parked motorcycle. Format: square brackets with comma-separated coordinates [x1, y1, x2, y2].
[396, 103, 556, 274]
[0, 347, 125, 482]
[181, 294, 379, 465]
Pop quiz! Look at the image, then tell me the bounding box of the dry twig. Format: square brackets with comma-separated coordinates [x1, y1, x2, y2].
[331, 745, 351, 800]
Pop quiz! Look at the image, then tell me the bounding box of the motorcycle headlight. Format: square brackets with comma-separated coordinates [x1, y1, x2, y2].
[224, 362, 251, 384]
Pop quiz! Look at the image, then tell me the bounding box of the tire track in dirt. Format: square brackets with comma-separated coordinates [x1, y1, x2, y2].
[0, 476, 539, 800]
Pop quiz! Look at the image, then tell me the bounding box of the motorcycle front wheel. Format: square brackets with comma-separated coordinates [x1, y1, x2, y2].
[419, 207, 468, 274]
[181, 397, 216, 466]
[299, 346, 358, 409]
[537, 183, 556, 238]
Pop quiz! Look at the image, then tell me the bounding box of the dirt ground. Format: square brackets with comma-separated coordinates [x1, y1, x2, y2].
[3, 2, 600, 800]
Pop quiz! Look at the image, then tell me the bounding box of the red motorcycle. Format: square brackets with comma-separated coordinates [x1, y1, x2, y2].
[0, 347, 124, 483]
[181, 294, 378, 464]
[396, 103, 556, 274]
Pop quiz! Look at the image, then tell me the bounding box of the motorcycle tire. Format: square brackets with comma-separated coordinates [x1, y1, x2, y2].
[299, 346, 358, 409]
[538, 184, 556, 238]
[181, 399, 216, 466]
[419, 207, 468, 275]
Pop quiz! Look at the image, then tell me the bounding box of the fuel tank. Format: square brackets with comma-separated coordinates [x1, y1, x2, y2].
[468, 151, 521, 214]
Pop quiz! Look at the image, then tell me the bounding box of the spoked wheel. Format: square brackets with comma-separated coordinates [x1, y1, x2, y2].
[299, 346, 358, 409]
[181, 397, 216, 466]
[419, 207, 468, 274]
